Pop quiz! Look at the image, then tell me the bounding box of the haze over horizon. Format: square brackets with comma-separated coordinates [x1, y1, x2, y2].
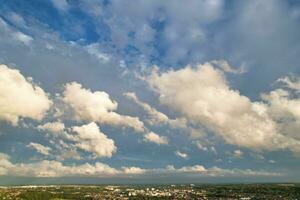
[1, 0, 300, 185]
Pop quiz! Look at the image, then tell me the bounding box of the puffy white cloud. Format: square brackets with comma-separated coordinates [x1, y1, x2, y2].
[62, 82, 144, 132]
[38, 121, 65, 134]
[0, 153, 118, 177]
[26, 142, 51, 156]
[0, 64, 52, 125]
[177, 165, 206, 173]
[0, 153, 146, 177]
[37, 122, 116, 159]
[262, 89, 300, 121]
[175, 151, 188, 159]
[144, 132, 168, 145]
[261, 86, 300, 144]
[147, 62, 277, 149]
[147, 62, 300, 153]
[0, 153, 281, 178]
[122, 167, 145, 175]
[71, 122, 117, 158]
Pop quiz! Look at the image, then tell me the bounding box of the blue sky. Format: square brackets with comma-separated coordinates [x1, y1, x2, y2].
[1, 0, 300, 184]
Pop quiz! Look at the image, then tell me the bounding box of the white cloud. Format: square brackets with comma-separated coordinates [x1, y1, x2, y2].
[38, 121, 65, 134]
[124, 92, 169, 125]
[0, 153, 145, 177]
[195, 141, 208, 152]
[144, 132, 168, 145]
[26, 142, 51, 156]
[0, 17, 31, 45]
[269, 160, 276, 164]
[175, 151, 188, 159]
[122, 167, 145, 175]
[206, 166, 281, 177]
[232, 150, 244, 159]
[12, 32, 33, 46]
[0, 153, 281, 178]
[277, 76, 300, 91]
[164, 165, 280, 177]
[56, 149, 82, 161]
[51, 0, 69, 12]
[38, 122, 116, 159]
[124, 92, 196, 136]
[0, 153, 118, 177]
[177, 165, 206, 173]
[146, 61, 300, 153]
[71, 122, 117, 158]
[62, 82, 144, 132]
[85, 43, 110, 62]
[0, 64, 52, 125]
[261, 84, 300, 147]
[211, 60, 246, 74]
[100, 0, 223, 65]
[147, 62, 277, 150]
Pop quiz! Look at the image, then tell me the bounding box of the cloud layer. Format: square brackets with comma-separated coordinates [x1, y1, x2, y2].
[0, 153, 280, 178]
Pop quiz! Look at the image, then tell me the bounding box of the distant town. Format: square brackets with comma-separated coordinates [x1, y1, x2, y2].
[0, 183, 299, 199]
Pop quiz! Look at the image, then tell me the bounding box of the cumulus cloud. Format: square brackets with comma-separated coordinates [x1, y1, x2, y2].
[175, 151, 188, 159]
[26, 142, 51, 156]
[261, 84, 300, 145]
[0, 153, 145, 177]
[146, 61, 300, 153]
[0, 153, 118, 177]
[0, 64, 52, 125]
[71, 122, 117, 158]
[0, 153, 281, 178]
[37, 122, 116, 159]
[144, 132, 168, 145]
[122, 167, 145, 175]
[38, 121, 65, 134]
[62, 82, 144, 132]
[176, 165, 206, 173]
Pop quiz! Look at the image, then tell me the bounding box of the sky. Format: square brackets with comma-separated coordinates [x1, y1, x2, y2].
[1, 0, 300, 185]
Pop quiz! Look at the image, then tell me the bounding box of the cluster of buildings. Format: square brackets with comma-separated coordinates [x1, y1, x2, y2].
[0, 184, 298, 199]
[101, 184, 208, 199]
